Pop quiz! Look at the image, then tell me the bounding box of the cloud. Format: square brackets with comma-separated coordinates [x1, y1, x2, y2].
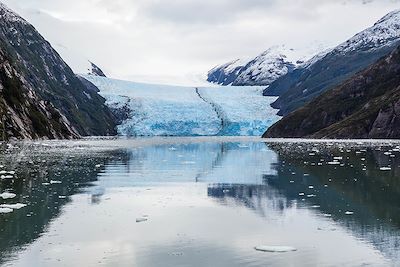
[3, 0, 400, 85]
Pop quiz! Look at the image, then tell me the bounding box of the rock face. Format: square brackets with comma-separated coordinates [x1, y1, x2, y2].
[265, 10, 400, 116]
[88, 62, 107, 77]
[0, 3, 116, 139]
[207, 46, 296, 86]
[263, 45, 400, 139]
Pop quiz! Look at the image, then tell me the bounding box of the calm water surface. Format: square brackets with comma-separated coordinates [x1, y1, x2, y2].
[0, 137, 400, 266]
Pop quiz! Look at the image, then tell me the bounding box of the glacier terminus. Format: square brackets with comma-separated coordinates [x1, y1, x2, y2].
[82, 75, 281, 137]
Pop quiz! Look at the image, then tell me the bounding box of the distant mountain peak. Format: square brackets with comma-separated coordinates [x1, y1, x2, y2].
[88, 61, 107, 77]
[265, 8, 400, 116]
[337, 9, 400, 53]
[207, 45, 297, 86]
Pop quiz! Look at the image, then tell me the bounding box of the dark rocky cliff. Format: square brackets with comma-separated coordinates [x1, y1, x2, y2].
[263, 45, 400, 139]
[0, 3, 116, 139]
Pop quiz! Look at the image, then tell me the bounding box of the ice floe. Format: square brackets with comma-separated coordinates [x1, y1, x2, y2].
[0, 207, 13, 214]
[0, 192, 16, 199]
[0, 203, 27, 209]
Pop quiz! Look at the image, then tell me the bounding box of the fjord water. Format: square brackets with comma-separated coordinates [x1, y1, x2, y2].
[0, 138, 400, 266]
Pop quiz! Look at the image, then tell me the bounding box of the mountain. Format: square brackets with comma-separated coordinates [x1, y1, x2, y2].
[265, 10, 400, 116]
[88, 62, 107, 77]
[0, 3, 116, 139]
[263, 45, 400, 139]
[207, 46, 297, 86]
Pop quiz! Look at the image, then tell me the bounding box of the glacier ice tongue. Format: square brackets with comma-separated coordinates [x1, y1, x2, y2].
[82, 75, 281, 136]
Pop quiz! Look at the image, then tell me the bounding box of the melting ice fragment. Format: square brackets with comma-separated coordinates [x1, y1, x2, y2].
[379, 167, 391, 171]
[0, 207, 13, 214]
[0, 192, 16, 199]
[254, 246, 297, 253]
[0, 203, 27, 209]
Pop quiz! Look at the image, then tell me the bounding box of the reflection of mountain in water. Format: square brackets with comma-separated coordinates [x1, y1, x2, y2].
[208, 143, 400, 263]
[0, 144, 127, 264]
[208, 184, 293, 219]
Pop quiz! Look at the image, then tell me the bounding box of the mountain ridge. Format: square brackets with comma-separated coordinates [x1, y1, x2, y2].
[264, 9, 400, 116]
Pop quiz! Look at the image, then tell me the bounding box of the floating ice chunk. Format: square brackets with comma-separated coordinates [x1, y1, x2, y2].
[333, 157, 343, 160]
[327, 161, 340, 165]
[254, 246, 297, 253]
[50, 180, 62, 184]
[95, 164, 102, 168]
[1, 175, 14, 179]
[345, 211, 354, 215]
[0, 170, 7, 174]
[308, 186, 314, 189]
[181, 161, 196, 164]
[0, 203, 26, 209]
[323, 214, 332, 217]
[0, 192, 16, 199]
[380, 167, 391, 171]
[0, 207, 13, 214]
[299, 193, 305, 196]
[58, 196, 67, 199]
[136, 217, 148, 223]
[42, 183, 50, 186]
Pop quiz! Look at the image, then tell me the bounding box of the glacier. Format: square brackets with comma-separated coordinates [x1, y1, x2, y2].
[82, 75, 281, 136]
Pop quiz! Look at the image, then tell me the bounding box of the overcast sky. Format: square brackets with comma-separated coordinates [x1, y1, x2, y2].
[3, 0, 400, 85]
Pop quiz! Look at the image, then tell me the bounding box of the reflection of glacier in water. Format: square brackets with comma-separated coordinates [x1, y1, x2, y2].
[90, 142, 278, 189]
[2, 139, 400, 266]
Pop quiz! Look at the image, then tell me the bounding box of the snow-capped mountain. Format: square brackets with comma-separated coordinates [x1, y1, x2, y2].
[266, 9, 400, 116]
[82, 75, 281, 137]
[337, 9, 400, 53]
[207, 46, 297, 86]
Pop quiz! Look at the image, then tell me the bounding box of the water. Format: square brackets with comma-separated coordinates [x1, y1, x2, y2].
[0, 137, 400, 266]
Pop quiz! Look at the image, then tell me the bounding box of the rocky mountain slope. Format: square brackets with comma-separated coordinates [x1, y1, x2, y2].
[265, 9, 400, 116]
[207, 46, 297, 86]
[263, 45, 400, 139]
[0, 3, 116, 139]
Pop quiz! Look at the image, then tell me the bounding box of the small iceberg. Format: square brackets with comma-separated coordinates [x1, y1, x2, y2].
[254, 245, 297, 253]
[345, 211, 354, 215]
[379, 167, 391, 171]
[50, 180, 62, 184]
[0, 207, 13, 214]
[0, 192, 16, 199]
[0, 203, 27, 209]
